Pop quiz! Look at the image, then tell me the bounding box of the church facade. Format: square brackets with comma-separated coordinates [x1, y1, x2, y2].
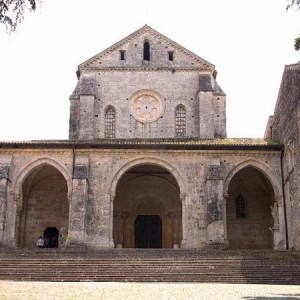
[0, 26, 295, 250]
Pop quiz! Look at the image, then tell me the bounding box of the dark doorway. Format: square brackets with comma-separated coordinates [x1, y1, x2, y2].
[44, 227, 59, 248]
[135, 215, 162, 248]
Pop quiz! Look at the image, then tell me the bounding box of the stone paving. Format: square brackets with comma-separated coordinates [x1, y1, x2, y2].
[0, 282, 300, 300]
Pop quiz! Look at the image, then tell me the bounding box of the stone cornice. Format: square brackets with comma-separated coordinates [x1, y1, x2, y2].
[0, 149, 282, 159]
[81, 66, 213, 73]
[0, 138, 283, 152]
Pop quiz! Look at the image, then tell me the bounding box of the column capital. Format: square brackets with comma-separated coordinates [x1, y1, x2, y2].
[180, 193, 187, 202]
[274, 196, 283, 207]
[223, 193, 229, 199]
[109, 193, 116, 203]
[67, 192, 72, 203]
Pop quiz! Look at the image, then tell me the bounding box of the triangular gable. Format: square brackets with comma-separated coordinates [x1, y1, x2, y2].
[78, 25, 215, 72]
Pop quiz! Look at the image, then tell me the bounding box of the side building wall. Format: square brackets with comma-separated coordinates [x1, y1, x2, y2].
[266, 62, 300, 249]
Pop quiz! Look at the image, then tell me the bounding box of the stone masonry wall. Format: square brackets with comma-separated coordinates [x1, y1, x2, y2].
[95, 70, 200, 139]
[271, 63, 300, 249]
[71, 70, 226, 140]
[69, 27, 226, 140]
[0, 147, 282, 249]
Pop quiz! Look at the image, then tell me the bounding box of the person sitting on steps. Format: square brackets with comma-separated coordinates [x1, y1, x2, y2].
[36, 236, 44, 248]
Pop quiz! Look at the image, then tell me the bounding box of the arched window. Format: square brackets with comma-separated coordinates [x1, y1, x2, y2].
[236, 194, 246, 219]
[105, 106, 116, 138]
[120, 50, 125, 61]
[168, 51, 174, 61]
[144, 41, 150, 61]
[175, 105, 186, 137]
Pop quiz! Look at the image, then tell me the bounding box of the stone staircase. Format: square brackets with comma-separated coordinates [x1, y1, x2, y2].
[0, 249, 299, 284]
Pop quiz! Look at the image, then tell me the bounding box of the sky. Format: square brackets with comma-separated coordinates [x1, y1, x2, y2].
[0, 0, 299, 140]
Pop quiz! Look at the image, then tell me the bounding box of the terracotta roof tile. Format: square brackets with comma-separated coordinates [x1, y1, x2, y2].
[0, 138, 282, 149]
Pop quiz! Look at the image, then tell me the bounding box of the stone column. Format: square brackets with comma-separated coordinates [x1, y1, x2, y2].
[116, 211, 122, 247]
[167, 212, 180, 248]
[180, 193, 188, 248]
[173, 212, 180, 248]
[271, 197, 285, 250]
[69, 155, 89, 247]
[223, 193, 229, 248]
[206, 158, 225, 246]
[167, 212, 176, 247]
[0, 157, 11, 246]
[115, 211, 129, 248]
[106, 193, 115, 248]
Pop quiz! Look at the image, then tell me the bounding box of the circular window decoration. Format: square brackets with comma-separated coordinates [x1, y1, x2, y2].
[129, 90, 163, 123]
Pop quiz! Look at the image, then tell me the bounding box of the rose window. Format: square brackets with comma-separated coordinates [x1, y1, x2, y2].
[130, 90, 163, 123]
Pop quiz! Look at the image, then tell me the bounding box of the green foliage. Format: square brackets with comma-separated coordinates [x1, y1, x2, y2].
[286, 1, 300, 51]
[295, 37, 300, 51]
[286, 0, 300, 10]
[0, 0, 40, 32]
[267, 138, 281, 145]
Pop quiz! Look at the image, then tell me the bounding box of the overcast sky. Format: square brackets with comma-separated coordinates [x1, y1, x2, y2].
[0, 0, 299, 140]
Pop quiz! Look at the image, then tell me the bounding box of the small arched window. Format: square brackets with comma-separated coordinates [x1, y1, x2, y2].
[120, 50, 125, 61]
[168, 51, 174, 61]
[236, 194, 246, 219]
[105, 106, 116, 138]
[144, 41, 150, 61]
[175, 105, 186, 137]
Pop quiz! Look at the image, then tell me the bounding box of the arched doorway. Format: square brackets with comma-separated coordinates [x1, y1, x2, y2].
[44, 227, 59, 248]
[113, 164, 182, 248]
[226, 166, 274, 249]
[135, 215, 162, 248]
[17, 164, 69, 248]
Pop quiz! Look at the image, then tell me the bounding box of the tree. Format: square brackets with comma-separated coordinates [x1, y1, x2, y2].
[286, 0, 300, 10]
[295, 37, 300, 51]
[0, 0, 40, 32]
[286, 0, 300, 51]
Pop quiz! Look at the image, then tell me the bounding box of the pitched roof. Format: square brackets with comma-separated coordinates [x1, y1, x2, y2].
[0, 138, 282, 151]
[78, 25, 215, 72]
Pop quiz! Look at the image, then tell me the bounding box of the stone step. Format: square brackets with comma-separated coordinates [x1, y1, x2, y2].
[0, 249, 299, 284]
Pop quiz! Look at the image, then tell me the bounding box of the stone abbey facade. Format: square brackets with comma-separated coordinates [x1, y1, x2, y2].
[0, 25, 298, 250]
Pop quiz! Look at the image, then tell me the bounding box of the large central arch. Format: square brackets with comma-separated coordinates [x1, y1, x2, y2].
[113, 163, 182, 248]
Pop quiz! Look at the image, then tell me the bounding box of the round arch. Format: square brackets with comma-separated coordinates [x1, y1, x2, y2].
[223, 159, 282, 199]
[224, 158, 284, 249]
[13, 158, 71, 248]
[111, 158, 185, 248]
[109, 157, 187, 199]
[13, 157, 72, 200]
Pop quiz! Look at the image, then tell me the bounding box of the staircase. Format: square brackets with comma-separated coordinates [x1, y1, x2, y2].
[0, 249, 299, 284]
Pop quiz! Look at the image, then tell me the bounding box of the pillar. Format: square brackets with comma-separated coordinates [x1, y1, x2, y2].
[0, 156, 11, 246]
[168, 211, 180, 248]
[206, 158, 225, 246]
[272, 196, 286, 250]
[69, 154, 89, 247]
